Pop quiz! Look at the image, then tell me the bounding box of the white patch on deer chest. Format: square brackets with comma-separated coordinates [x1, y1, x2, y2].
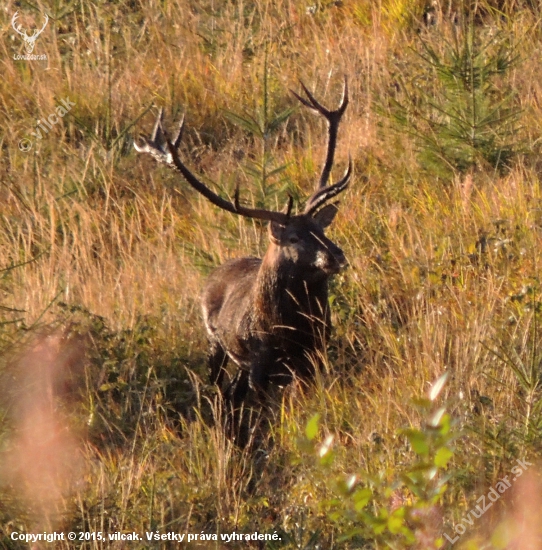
[315, 250, 327, 269]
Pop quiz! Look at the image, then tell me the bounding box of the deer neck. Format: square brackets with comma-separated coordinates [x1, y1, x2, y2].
[253, 246, 327, 329]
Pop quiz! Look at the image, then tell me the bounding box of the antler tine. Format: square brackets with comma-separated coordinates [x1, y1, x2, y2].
[39, 14, 49, 33]
[173, 115, 184, 149]
[12, 12, 25, 35]
[292, 79, 348, 116]
[285, 194, 294, 217]
[134, 109, 166, 161]
[290, 87, 319, 111]
[151, 108, 165, 141]
[293, 76, 349, 190]
[135, 112, 290, 225]
[304, 158, 352, 216]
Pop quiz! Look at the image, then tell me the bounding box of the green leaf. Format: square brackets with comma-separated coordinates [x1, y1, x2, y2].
[411, 397, 432, 411]
[435, 447, 453, 468]
[267, 106, 296, 133]
[388, 508, 406, 534]
[223, 110, 263, 137]
[404, 429, 429, 455]
[305, 413, 320, 441]
[352, 487, 372, 511]
[266, 163, 290, 179]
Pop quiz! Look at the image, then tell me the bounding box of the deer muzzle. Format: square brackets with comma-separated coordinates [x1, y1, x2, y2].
[315, 247, 347, 275]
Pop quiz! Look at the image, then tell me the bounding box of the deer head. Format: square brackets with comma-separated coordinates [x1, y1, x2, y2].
[12, 11, 49, 54]
[134, 78, 351, 274]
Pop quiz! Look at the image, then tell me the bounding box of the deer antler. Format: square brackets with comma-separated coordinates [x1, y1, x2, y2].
[303, 160, 352, 217]
[292, 77, 351, 215]
[34, 14, 49, 38]
[11, 12, 48, 37]
[292, 76, 349, 190]
[11, 12, 27, 37]
[134, 110, 291, 224]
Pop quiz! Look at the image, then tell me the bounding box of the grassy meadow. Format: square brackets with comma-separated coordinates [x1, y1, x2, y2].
[2, 0, 542, 547]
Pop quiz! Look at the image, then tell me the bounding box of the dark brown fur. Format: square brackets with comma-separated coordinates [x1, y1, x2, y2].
[202, 207, 346, 407]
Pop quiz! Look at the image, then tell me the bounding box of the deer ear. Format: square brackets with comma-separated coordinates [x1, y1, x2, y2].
[268, 220, 284, 244]
[313, 203, 339, 229]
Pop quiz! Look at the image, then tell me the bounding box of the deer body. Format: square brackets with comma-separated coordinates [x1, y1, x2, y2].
[135, 78, 351, 414]
[202, 209, 346, 404]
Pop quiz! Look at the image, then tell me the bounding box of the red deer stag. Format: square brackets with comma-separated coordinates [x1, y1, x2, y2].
[135, 79, 351, 415]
